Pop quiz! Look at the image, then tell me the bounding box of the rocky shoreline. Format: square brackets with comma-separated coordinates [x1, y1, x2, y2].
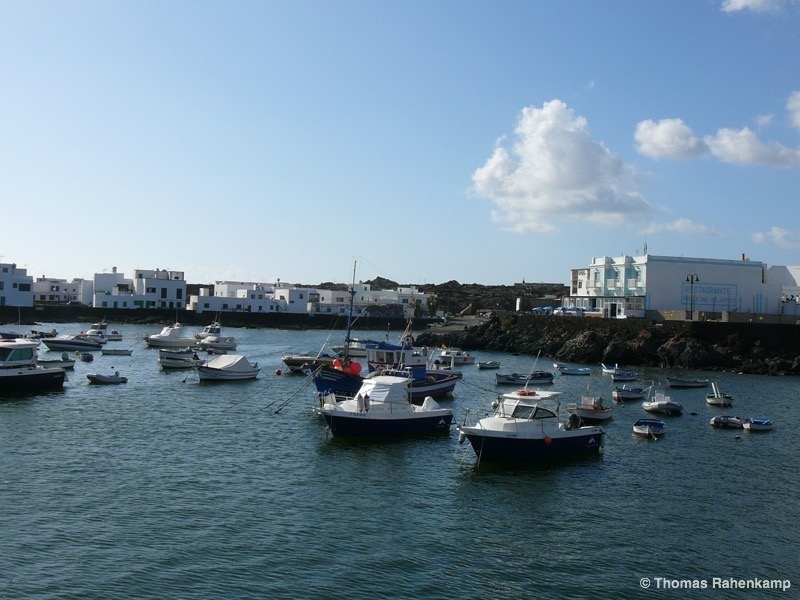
[416, 314, 800, 376]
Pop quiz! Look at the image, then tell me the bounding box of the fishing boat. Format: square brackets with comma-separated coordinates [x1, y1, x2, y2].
[710, 415, 744, 429]
[0, 338, 66, 394]
[100, 348, 134, 356]
[198, 354, 260, 381]
[706, 382, 733, 407]
[610, 370, 638, 382]
[158, 352, 203, 369]
[667, 376, 709, 388]
[495, 371, 554, 385]
[457, 390, 604, 461]
[566, 396, 613, 422]
[601, 363, 625, 375]
[435, 348, 475, 366]
[611, 385, 647, 402]
[195, 321, 222, 340]
[87, 371, 128, 385]
[476, 360, 501, 370]
[553, 363, 591, 376]
[633, 418, 666, 438]
[197, 335, 238, 351]
[282, 351, 340, 374]
[90, 320, 123, 341]
[144, 323, 197, 348]
[742, 418, 773, 432]
[315, 373, 453, 437]
[642, 391, 684, 416]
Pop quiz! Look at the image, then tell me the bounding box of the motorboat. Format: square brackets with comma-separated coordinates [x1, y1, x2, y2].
[144, 323, 197, 348]
[196, 335, 238, 351]
[633, 418, 666, 438]
[90, 320, 123, 341]
[314, 373, 453, 437]
[42, 334, 103, 352]
[457, 390, 604, 461]
[195, 322, 222, 340]
[610, 370, 638, 382]
[667, 376, 709, 388]
[706, 382, 733, 407]
[495, 371, 554, 385]
[158, 352, 203, 369]
[198, 354, 260, 381]
[742, 418, 774, 432]
[101, 347, 133, 356]
[553, 363, 591, 376]
[566, 396, 613, 422]
[710, 415, 744, 429]
[1, 338, 66, 394]
[612, 385, 647, 402]
[282, 351, 340, 374]
[642, 391, 684, 416]
[82, 328, 109, 344]
[476, 360, 501, 370]
[37, 351, 76, 370]
[87, 371, 128, 385]
[435, 348, 476, 366]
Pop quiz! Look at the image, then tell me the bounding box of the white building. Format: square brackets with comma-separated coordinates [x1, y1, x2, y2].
[93, 268, 186, 310]
[187, 281, 286, 313]
[0, 263, 34, 307]
[33, 277, 93, 305]
[313, 282, 427, 319]
[566, 253, 784, 318]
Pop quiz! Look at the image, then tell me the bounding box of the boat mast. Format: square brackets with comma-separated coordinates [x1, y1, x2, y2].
[344, 261, 357, 362]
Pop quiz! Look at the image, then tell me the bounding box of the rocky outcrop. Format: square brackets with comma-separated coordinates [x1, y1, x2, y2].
[415, 314, 800, 375]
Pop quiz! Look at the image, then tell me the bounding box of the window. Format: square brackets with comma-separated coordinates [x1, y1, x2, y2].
[160, 288, 167, 299]
[176, 289, 182, 299]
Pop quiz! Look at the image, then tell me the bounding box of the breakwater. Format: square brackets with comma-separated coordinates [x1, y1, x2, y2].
[416, 314, 800, 375]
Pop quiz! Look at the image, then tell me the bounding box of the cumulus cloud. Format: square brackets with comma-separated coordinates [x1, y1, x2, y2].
[722, 0, 786, 13]
[752, 226, 800, 248]
[641, 218, 720, 236]
[471, 100, 652, 234]
[704, 127, 800, 166]
[635, 91, 800, 167]
[635, 118, 708, 159]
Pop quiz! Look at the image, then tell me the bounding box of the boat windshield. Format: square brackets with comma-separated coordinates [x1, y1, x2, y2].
[511, 405, 557, 420]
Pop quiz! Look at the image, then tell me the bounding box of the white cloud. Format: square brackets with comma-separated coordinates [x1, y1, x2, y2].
[641, 218, 720, 236]
[634, 118, 708, 159]
[787, 91, 800, 130]
[704, 127, 800, 166]
[721, 0, 786, 13]
[472, 100, 652, 234]
[752, 226, 800, 248]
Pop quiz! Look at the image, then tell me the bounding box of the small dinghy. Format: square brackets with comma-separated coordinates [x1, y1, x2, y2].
[633, 418, 665, 438]
[710, 415, 744, 429]
[87, 371, 128, 385]
[742, 418, 773, 432]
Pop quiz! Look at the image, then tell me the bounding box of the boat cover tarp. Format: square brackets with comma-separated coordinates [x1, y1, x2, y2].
[206, 354, 257, 372]
[355, 375, 410, 404]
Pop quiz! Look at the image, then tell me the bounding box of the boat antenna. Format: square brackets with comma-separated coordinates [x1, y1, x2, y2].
[523, 350, 542, 392]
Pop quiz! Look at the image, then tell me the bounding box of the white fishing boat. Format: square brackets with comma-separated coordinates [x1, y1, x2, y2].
[706, 382, 733, 407]
[158, 352, 203, 369]
[633, 418, 665, 438]
[198, 354, 260, 381]
[197, 335, 238, 351]
[742, 418, 773, 432]
[314, 373, 453, 437]
[195, 322, 222, 340]
[457, 390, 604, 461]
[436, 348, 475, 366]
[90, 320, 123, 341]
[566, 395, 613, 422]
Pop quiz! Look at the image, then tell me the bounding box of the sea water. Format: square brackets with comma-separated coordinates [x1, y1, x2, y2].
[1, 323, 798, 598]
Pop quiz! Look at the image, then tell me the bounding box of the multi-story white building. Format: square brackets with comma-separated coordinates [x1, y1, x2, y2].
[565, 252, 787, 318]
[0, 263, 34, 307]
[33, 277, 93, 305]
[93, 268, 186, 309]
[187, 281, 286, 313]
[313, 282, 427, 319]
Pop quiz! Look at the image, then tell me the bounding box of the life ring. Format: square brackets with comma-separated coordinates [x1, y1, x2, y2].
[403, 335, 415, 346]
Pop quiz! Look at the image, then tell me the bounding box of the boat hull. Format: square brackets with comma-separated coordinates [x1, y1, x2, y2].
[42, 339, 103, 351]
[313, 366, 457, 400]
[459, 428, 603, 460]
[318, 411, 453, 436]
[0, 368, 66, 394]
[197, 368, 259, 381]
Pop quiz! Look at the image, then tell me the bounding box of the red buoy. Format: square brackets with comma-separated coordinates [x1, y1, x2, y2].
[275, 369, 282, 376]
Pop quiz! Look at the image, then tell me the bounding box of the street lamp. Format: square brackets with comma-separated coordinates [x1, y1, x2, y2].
[686, 274, 699, 321]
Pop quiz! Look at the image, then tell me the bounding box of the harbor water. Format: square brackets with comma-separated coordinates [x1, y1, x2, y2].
[1, 323, 798, 598]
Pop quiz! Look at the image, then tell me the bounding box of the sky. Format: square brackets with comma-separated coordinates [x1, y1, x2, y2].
[2, 0, 800, 287]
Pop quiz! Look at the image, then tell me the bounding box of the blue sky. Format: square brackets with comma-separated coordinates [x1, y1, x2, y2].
[2, 0, 800, 287]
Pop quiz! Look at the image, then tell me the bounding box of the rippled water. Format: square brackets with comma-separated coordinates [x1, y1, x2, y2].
[1, 323, 798, 598]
